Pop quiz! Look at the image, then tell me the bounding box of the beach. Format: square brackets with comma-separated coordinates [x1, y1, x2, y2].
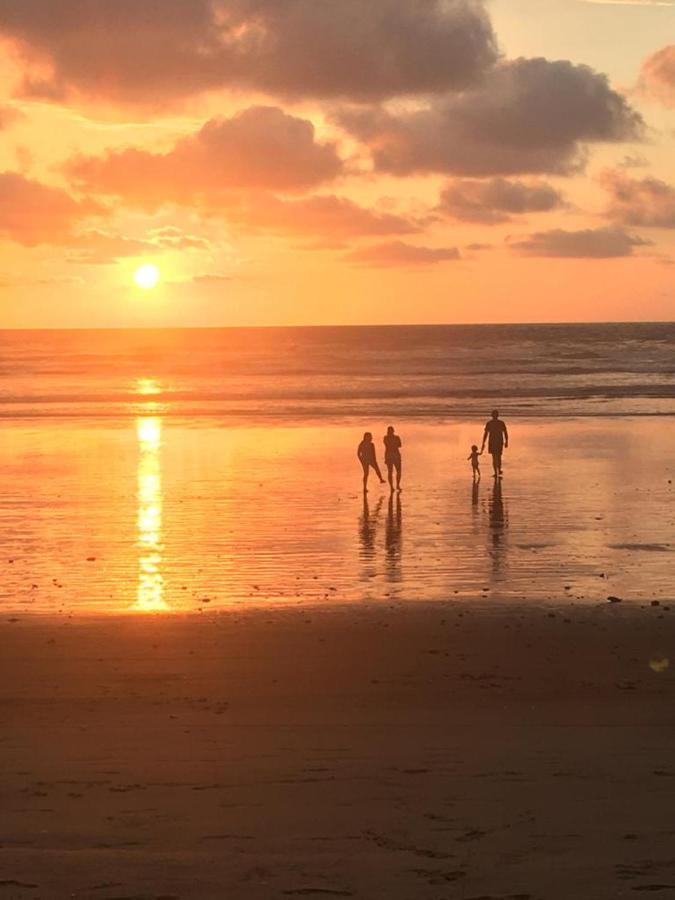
[2, 601, 674, 899]
[2, 325, 675, 897]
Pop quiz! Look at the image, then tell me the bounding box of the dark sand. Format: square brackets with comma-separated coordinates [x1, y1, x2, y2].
[2, 602, 675, 899]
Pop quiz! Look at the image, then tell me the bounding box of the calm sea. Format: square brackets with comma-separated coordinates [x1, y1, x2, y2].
[2, 322, 675, 421]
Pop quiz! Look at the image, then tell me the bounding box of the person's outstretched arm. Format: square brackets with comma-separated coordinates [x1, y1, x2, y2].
[503, 422, 509, 448]
[481, 425, 488, 451]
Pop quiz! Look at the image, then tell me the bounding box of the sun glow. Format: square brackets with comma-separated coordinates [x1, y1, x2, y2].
[134, 263, 160, 290]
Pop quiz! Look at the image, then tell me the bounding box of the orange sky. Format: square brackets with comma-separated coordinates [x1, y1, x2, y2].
[0, 0, 673, 327]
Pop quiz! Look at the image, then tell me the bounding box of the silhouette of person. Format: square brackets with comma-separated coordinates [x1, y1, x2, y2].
[481, 409, 508, 478]
[467, 444, 482, 480]
[383, 425, 402, 492]
[357, 432, 385, 492]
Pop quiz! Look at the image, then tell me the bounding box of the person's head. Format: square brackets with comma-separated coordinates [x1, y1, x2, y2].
[491, 409, 499, 419]
[363, 431, 372, 443]
[471, 444, 478, 452]
[386, 425, 395, 435]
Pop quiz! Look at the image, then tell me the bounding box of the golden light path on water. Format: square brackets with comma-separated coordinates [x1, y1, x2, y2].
[133, 377, 167, 611]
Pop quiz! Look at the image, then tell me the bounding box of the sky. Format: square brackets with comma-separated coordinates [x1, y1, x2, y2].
[0, 0, 673, 327]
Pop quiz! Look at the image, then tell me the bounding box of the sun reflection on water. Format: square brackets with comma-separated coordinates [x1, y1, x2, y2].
[133, 416, 167, 611]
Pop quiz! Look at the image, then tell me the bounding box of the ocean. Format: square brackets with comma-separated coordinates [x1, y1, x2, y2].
[2, 322, 675, 421]
[1, 323, 674, 614]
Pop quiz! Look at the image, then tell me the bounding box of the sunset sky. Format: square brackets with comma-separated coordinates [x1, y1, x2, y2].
[0, 0, 673, 327]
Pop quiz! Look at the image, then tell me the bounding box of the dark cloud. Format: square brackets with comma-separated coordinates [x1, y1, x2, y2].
[510, 226, 650, 258]
[638, 44, 675, 108]
[336, 58, 643, 177]
[600, 169, 675, 228]
[0, 0, 497, 107]
[0, 172, 99, 245]
[344, 240, 460, 266]
[438, 177, 563, 223]
[64, 106, 343, 207]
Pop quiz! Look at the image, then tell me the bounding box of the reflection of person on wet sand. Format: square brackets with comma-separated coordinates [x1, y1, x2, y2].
[481, 409, 508, 478]
[385, 492, 402, 581]
[383, 425, 402, 493]
[489, 478, 505, 532]
[359, 494, 383, 560]
[357, 432, 385, 492]
[487, 478, 508, 578]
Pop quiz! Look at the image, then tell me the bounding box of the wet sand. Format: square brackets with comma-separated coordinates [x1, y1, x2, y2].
[2, 601, 674, 899]
[2, 418, 675, 613]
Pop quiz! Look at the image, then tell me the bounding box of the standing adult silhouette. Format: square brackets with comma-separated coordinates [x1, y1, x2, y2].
[481, 410, 508, 478]
[383, 425, 402, 493]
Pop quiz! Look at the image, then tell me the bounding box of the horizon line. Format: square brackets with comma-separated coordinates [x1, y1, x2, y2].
[0, 319, 673, 333]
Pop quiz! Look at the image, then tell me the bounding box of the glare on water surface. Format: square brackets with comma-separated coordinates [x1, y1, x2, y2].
[134, 416, 166, 612]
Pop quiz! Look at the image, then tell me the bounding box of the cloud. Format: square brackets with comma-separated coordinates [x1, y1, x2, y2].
[63, 108, 418, 240]
[580, 1, 674, 6]
[149, 226, 212, 250]
[0, 0, 497, 107]
[64, 106, 343, 207]
[192, 273, 232, 284]
[336, 58, 643, 177]
[437, 177, 563, 223]
[0, 172, 99, 245]
[509, 225, 650, 257]
[618, 153, 649, 168]
[637, 45, 675, 107]
[228, 194, 419, 238]
[344, 240, 460, 266]
[0, 105, 25, 129]
[66, 229, 161, 264]
[600, 169, 675, 228]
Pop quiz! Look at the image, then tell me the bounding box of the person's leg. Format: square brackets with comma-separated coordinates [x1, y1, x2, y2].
[495, 450, 503, 476]
[386, 462, 394, 492]
[395, 458, 402, 491]
[362, 462, 369, 492]
[373, 461, 385, 483]
[491, 452, 499, 477]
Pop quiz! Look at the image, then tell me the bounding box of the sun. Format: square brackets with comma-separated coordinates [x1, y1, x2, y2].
[134, 263, 160, 290]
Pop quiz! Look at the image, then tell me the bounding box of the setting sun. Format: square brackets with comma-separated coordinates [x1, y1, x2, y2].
[134, 264, 160, 290]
